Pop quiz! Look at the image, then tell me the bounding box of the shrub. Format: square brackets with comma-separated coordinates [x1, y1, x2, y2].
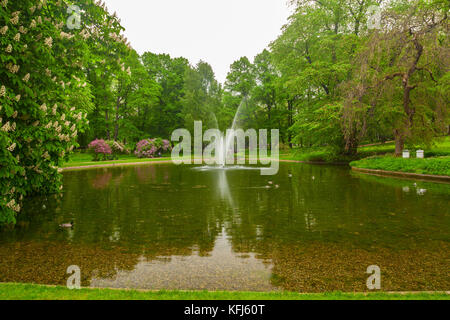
[350, 156, 450, 176]
[0, 0, 108, 225]
[135, 138, 172, 158]
[88, 139, 112, 161]
[106, 140, 130, 160]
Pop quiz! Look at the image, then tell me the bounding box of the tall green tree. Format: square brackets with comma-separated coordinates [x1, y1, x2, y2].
[141, 52, 188, 138]
[181, 61, 223, 133]
[0, 0, 123, 224]
[342, 0, 449, 155]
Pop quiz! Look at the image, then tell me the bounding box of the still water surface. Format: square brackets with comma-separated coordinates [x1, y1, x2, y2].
[0, 163, 449, 291]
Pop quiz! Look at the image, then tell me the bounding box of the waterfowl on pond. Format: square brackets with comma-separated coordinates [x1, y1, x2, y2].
[60, 221, 74, 228]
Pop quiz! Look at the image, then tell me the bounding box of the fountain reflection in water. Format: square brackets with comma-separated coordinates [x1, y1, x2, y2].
[194, 98, 263, 208]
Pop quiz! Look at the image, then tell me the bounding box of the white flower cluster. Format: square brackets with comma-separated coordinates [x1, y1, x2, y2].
[79, 29, 91, 40]
[10, 13, 19, 25]
[6, 63, 20, 74]
[1, 121, 11, 132]
[96, 0, 106, 10]
[109, 32, 129, 46]
[58, 134, 70, 142]
[7, 142, 16, 152]
[5, 44, 12, 53]
[6, 199, 20, 213]
[23, 73, 30, 82]
[60, 31, 74, 39]
[14, 33, 20, 42]
[0, 26, 8, 35]
[44, 37, 53, 48]
[0, 85, 6, 97]
[1, 0, 8, 8]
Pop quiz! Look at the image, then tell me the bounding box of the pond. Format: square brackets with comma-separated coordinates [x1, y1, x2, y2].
[0, 163, 449, 292]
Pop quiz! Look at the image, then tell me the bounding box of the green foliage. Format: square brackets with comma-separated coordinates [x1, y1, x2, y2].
[351, 156, 450, 176]
[271, 0, 449, 155]
[1, 283, 449, 300]
[2, 0, 448, 225]
[0, 0, 114, 224]
[180, 61, 223, 133]
[0, 0, 136, 224]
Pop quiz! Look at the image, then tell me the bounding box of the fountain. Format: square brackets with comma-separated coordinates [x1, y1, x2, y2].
[188, 96, 279, 176]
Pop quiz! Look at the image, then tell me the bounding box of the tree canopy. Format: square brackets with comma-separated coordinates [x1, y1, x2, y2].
[1, 0, 448, 224]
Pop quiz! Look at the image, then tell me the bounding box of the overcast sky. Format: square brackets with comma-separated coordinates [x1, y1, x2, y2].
[102, 0, 293, 84]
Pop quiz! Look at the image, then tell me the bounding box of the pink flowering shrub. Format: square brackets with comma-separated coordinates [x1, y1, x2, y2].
[135, 138, 172, 158]
[88, 139, 112, 161]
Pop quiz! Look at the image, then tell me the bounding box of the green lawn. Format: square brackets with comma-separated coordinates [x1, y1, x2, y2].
[350, 156, 450, 176]
[283, 137, 450, 164]
[350, 137, 450, 176]
[358, 138, 450, 158]
[0, 283, 448, 300]
[64, 137, 450, 170]
[62, 152, 188, 168]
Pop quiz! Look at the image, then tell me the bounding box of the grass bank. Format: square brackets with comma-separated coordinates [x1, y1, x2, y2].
[65, 137, 450, 168]
[0, 283, 448, 300]
[350, 156, 450, 176]
[285, 138, 450, 163]
[62, 152, 181, 168]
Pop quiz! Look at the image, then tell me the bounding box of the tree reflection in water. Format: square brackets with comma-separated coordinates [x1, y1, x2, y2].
[0, 163, 448, 291]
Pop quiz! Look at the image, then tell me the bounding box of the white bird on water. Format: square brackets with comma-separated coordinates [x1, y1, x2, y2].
[60, 220, 74, 228]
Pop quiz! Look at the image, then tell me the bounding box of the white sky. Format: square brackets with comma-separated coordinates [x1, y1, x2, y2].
[102, 0, 293, 84]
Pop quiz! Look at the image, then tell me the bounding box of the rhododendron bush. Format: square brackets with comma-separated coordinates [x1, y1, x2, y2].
[88, 139, 111, 160]
[0, 0, 131, 225]
[88, 139, 129, 160]
[135, 138, 172, 158]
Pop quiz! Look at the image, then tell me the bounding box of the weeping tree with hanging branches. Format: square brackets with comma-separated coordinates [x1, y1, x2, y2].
[341, 0, 449, 156]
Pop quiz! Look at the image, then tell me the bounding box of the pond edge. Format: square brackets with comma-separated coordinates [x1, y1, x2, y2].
[351, 167, 450, 183]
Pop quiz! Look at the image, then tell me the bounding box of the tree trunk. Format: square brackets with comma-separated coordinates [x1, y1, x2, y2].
[287, 99, 294, 148]
[344, 135, 358, 156]
[394, 130, 404, 157]
[105, 110, 110, 140]
[114, 97, 120, 141]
